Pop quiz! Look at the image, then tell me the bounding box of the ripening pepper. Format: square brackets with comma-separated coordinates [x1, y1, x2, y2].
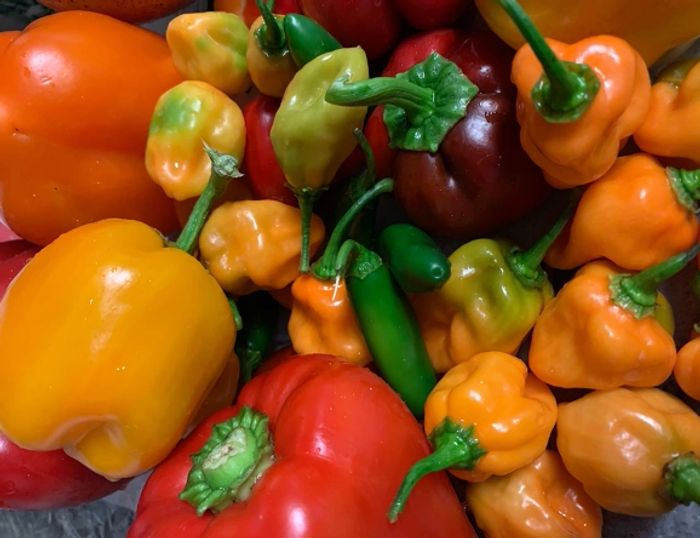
[635, 59, 700, 165]
[675, 335, 700, 402]
[198, 199, 325, 296]
[214, 0, 299, 27]
[146, 80, 246, 201]
[465, 450, 603, 538]
[388, 352, 557, 522]
[545, 154, 700, 271]
[557, 388, 700, 516]
[166, 12, 251, 96]
[528, 247, 700, 390]
[499, 0, 650, 188]
[0, 149, 241, 480]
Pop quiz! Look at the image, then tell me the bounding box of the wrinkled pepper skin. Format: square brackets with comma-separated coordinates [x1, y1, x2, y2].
[546, 154, 700, 271]
[128, 355, 477, 538]
[0, 12, 180, 246]
[166, 12, 251, 96]
[635, 59, 700, 165]
[512, 37, 650, 188]
[557, 388, 700, 516]
[675, 336, 700, 401]
[199, 200, 325, 295]
[214, 0, 299, 27]
[465, 450, 603, 538]
[0, 219, 236, 480]
[146, 81, 246, 201]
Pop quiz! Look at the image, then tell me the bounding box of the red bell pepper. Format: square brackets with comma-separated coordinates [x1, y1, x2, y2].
[129, 355, 476, 537]
[394, 0, 471, 30]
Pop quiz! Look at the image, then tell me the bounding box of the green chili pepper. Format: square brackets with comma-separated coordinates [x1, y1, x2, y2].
[234, 292, 278, 385]
[283, 13, 342, 67]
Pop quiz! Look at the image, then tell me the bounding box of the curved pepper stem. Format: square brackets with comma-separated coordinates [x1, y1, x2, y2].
[179, 407, 275, 516]
[254, 0, 286, 55]
[498, 0, 600, 123]
[387, 418, 486, 523]
[175, 144, 242, 254]
[667, 167, 700, 213]
[295, 188, 320, 274]
[610, 244, 700, 319]
[665, 453, 700, 506]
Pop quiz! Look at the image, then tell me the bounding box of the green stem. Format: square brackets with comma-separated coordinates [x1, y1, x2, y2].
[179, 407, 274, 516]
[254, 0, 285, 54]
[498, 0, 600, 122]
[227, 296, 243, 332]
[667, 167, 700, 213]
[175, 144, 242, 254]
[665, 453, 700, 505]
[295, 188, 320, 274]
[387, 418, 485, 523]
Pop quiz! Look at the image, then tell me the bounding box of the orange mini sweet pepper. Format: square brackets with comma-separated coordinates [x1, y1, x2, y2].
[558, 388, 700, 516]
[545, 154, 700, 271]
[387, 351, 557, 522]
[465, 450, 603, 538]
[497, 0, 650, 188]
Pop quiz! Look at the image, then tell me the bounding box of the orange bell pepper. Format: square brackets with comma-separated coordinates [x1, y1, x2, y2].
[635, 59, 700, 165]
[528, 248, 698, 389]
[498, 0, 650, 188]
[557, 388, 700, 516]
[387, 351, 557, 522]
[465, 450, 603, 538]
[0, 12, 180, 246]
[675, 335, 700, 401]
[545, 154, 700, 271]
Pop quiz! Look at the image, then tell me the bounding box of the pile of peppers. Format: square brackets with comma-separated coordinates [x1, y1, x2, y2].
[0, 1, 700, 537]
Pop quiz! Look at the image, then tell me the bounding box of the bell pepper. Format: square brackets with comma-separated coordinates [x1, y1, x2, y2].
[128, 354, 477, 537]
[475, 0, 700, 67]
[635, 59, 700, 165]
[0, 149, 241, 480]
[0, 12, 180, 246]
[166, 12, 251, 96]
[271, 47, 369, 272]
[331, 29, 550, 239]
[409, 196, 574, 372]
[528, 246, 700, 390]
[393, 0, 470, 31]
[388, 351, 557, 522]
[37, 0, 191, 22]
[499, 0, 650, 188]
[557, 388, 700, 516]
[545, 154, 700, 271]
[146, 80, 246, 202]
[198, 199, 325, 296]
[214, 0, 299, 27]
[465, 450, 603, 538]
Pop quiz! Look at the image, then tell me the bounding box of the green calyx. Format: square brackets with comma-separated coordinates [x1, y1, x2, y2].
[667, 167, 700, 213]
[498, 0, 600, 123]
[335, 240, 383, 281]
[284, 13, 341, 67]
[325, 52, 477, 152]
[254, 0, 287, 56]
[179, 407, 275, 516]
[387, 418, 485, 523]
[664, 453, 700, 506]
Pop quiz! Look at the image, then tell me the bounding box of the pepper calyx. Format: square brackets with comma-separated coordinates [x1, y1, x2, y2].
[667, 167, 700, 213]
[532, 61, 600, 123]
[253, 0, 287, 56]
[664, 452, 700, 506]
[336, 240, 383, 281]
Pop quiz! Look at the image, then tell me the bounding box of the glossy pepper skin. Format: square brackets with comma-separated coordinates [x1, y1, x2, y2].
[214, 0, 299, 27]
[0, 12, 180, 246]
[557, 388, 700, 516]
[465, 451, 603, 538]
[393, 0, 470, 31]
[635, 59, 700, 165]
[37, 0, 191, 22]
[675, 335, 700, 401]
[166, 12, 251, 96]
[128, 355, 477, 538]
[146, 81, 246, 202]
[546, 154, 700, 271]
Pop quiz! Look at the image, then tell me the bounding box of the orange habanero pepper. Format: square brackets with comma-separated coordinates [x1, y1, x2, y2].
[676, 335, 700, 402]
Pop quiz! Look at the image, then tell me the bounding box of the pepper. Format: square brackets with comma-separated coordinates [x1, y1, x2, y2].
[635, 59, 700, 165]
[166, 12, 251, 96]
[388, 352, 557, 522]
[128, 355, 477, 537]
[214, 0, 299, 27]
[0, 12, 180, 246]
[528, 247, 700, 390]
[392, 0, 470, 31]
[283, 13, 341, 67]
[499, 0, 650, 188]
[409, 196, 574, 372]
[465, 450, 603, 538]
[146, 80, 246, 201]
[271, 47, 369, 272]
[37, 0, 191, 22]
[676, 334, 700, 402]
[545, 154, 700, 271]
[0, 148, 241, 479]
[198, 199, 325, 296]
[557, 388, 700, 516]
[234, 292, 278, 385]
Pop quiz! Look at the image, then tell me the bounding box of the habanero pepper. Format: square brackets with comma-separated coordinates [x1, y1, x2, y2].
[499, 0, 650, 188]
[674, 273, 700, 401]
[128, 355, 477, 538]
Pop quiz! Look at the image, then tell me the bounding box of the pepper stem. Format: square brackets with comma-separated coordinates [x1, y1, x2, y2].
[254, 0, 285, 54]
[667, 167, 700, 213]
[610, 244, 700, 319]
[179, 407, 274, 516]
[665, 453, 700, 505]
[498, 0, 600, 122]
[295, 188, 320, 273]
[387, 418, 486, 523]
[175, 144, 242, 254]
[227, 296, 243, 331]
